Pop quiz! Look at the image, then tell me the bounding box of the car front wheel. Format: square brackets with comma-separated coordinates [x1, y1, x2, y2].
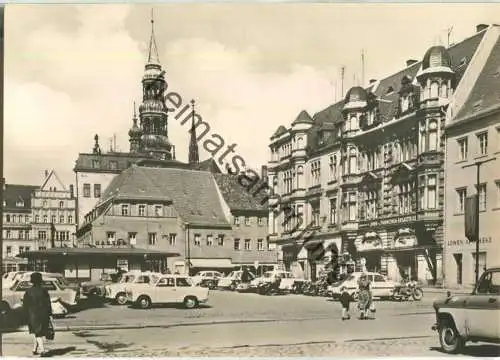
[439, 322, 465, 354]
[183, 296, 198, 309]
[136, 295, 152, 310]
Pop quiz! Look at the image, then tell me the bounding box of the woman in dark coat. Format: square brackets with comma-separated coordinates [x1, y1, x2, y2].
[23, 272, 52, 356]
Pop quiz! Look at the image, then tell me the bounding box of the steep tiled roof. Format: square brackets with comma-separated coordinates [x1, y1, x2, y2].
[454, 35, 500, 122]
[271, 125, 287, 139]
[194, 158, 222, 173]
[3, 184, 38, 212]
[303, 29, 486, 153]
[212, 173, 268, 212]
[73, 152, 148, 173]
[101, 166, 230, 227]
[292, 110, 314, 125]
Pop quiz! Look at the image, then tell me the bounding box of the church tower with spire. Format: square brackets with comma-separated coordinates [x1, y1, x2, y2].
[128, 102, 142, 153]
[188, 100, 200, 165]
[137, 10, 172, 160]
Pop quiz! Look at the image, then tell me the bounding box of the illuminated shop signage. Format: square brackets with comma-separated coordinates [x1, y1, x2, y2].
[447, 237, 492, 247]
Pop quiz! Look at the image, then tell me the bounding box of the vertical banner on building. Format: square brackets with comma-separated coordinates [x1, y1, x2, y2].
[464, 195, 478, 242]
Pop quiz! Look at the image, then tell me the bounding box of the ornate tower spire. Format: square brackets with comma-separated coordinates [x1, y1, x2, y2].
[189, 100, 200, 165]
[129, 101, 142, 153]
[138, 11, 172, 160]
[147, 8, 160, 65]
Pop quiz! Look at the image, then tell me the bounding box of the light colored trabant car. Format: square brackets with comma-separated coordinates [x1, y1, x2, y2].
[1, 277, 79, 317]
[328, 272, 397, 300]
[191, 271, 223, 286]
[251, 270, 304, 290]
[125, 274, 209, 309]
[105, 271, 162, 305]
[432, 267, 500, 354]
[218, 270, 255, 291]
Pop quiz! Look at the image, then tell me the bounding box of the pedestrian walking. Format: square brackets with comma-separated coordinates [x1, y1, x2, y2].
[23, 272, 53, 357]
[357, 273, 375, 320]
[339, 286, 352, 320]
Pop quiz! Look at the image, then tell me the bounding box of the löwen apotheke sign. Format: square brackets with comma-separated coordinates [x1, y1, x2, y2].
[447, 237, 492, 247]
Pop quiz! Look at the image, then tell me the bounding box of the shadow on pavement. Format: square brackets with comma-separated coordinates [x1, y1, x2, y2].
[44, 346, 77, 357]
[126, 303, 212, 310]
[430, 345, 500, 357]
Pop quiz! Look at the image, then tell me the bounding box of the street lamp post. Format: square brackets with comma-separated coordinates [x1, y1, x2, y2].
[462, 157, 496, 285]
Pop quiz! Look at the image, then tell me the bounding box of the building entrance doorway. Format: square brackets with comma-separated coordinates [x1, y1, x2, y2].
[453, 253, 463, 285]
[395, 252, 417, 281]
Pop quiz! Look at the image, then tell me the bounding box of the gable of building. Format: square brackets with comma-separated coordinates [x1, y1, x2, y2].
[40, 170, 67, 192]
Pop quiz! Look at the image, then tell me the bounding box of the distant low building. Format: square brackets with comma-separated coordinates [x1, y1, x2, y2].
[76, 165, 276, 275]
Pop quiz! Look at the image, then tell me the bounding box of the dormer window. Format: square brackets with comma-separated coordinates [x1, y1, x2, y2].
[386, 86, 394, 94]
[16, 200, 24, 207]
[458, 57, 467, 68]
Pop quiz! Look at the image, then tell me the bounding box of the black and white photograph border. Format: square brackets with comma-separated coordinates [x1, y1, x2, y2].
[1, 1, 500, 358]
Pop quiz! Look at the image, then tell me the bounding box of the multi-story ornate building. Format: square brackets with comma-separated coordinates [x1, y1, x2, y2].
[2, 170, 77, 273]
[443, 24, 500, 288]
[2, 181, 38, 273]
[73, 16, 220, 227]
[31, 170, 77, 250]
[268, 24, 497, 284]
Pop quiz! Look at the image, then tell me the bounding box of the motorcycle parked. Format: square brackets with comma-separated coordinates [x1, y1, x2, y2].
[391, 280, 424, 301]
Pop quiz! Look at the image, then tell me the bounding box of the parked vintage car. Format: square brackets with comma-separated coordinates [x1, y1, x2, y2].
[251, 270, 305, 291]
[191, 271, 223, 287]
[2, 272, 27, 289]
[217, 270, 256, 291]
[0, 277, 79, 317]
[125, 274, 209, 309]
[17, 272, 81, 292]
[105, 271, 162, 305]
[327, 272, 397, 300]
[432, 267, 500, 354]
[81, 272, 120, 298]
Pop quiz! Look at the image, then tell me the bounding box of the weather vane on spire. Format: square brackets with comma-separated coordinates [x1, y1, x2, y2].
[147, 8, 160, 64]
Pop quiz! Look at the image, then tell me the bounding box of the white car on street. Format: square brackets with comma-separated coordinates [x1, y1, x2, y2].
[191, 271, 223, 286]
[125, 274, 209, 309]
[251, 270, 304, 290]
[105, 271, 162, 305]
[328, 272, 397, 300]
[217, 270, 255, 291]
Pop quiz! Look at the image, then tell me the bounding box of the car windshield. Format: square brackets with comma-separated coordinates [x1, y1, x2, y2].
[121, 275, 136, 283]
[54, 278, 67, 290]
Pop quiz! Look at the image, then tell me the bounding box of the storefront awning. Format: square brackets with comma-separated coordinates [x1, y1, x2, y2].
[189, 258, 233, 268]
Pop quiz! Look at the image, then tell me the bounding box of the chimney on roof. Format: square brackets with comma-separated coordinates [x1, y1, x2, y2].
[45, 170, 49, 178]
[261, 165, 268, 179]
[406, 59, 418, 67]
[369, 79, 377, 84]
[476, 24, 488, 33]
[69, 184, 74, 199]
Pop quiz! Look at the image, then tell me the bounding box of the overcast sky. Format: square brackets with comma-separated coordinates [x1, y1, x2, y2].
[4, 3, 500, 187]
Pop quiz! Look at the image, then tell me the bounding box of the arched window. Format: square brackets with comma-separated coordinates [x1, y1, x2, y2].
[349, 116, 357, 131]
[441, 83, 448, 98]
[428, 120, 439, 151]
[419, 121, 427, 153]
[297, 166, 304, 189]
[430, 82, 439, 98]
[348, 148, 357, 174]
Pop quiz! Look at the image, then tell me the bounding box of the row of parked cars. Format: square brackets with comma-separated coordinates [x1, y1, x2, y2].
[1, 271, 81, 318]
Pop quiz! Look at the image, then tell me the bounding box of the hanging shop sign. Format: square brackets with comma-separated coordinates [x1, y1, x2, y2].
[447, 237, 492, 247]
